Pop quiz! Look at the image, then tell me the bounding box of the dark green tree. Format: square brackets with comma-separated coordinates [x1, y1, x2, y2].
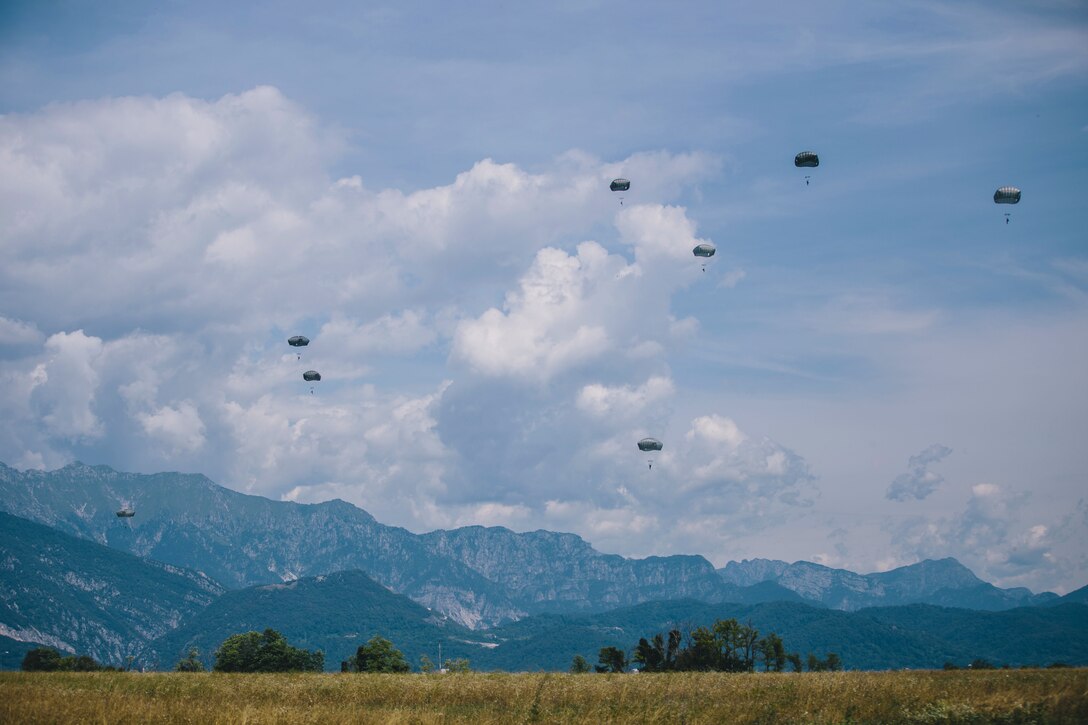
[21, 647, 63, 671]
[174, 647, 205, 672]
[354, 636, 410, 673]
[633, 636, 665, 672]
[787, 652, 803, 673]
[570, 655, 592, 674]
[419, 654, 436, 673]
[214, 629, 323, 672]
[759, 633, 787, 672]
[596, 646, 627, 673]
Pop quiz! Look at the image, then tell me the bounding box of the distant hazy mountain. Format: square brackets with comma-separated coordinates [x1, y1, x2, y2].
[0, 511, 222, 667]
[717, 557, 1057, 611]
[717, 558, 790, 587]
[0, 461, 1068, 632]
[0, 462, 797, 627]
[0, 462, 522, 628]
[474, 599, 1088, 671]
[151, 569, 487, 672]
[420, 526, 729, 614]
[1047, 584, 1088, 605]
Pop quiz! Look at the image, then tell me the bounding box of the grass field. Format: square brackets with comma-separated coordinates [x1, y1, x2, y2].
[2, 669, 1086, 724]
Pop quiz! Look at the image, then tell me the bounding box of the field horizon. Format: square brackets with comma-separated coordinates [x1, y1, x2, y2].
[3, 668, 1086, 724]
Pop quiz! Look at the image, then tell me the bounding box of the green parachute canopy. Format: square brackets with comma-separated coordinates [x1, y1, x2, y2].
[794, 151, 819, 168]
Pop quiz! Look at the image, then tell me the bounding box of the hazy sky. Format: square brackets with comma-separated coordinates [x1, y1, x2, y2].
[2, 1, 1086, 592]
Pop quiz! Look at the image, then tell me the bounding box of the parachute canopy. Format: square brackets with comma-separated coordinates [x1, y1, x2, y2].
[303, 370, 322, 382]
[994, 187, 1021, 204]
[116, 508, 135, 518]
[637, 437, 663, 452]
[288, 335, 310, 347]
[610, 178, 631, 192]
[693, 243, 716, 258]
[794, 151, 819, 168]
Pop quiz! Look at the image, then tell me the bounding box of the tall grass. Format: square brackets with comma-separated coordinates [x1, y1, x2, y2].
[2, 669, 1085, 724]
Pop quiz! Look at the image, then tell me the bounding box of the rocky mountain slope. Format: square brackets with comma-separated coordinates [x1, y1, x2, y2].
[0, 462, 745, 627]
[0, 511, 222, 667]
[151, 569, 484, 671]
[0, 461, 1064, 631]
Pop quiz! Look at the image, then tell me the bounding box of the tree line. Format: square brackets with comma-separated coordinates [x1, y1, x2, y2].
[571, 617, 843, 674]
[22, 630, 467, 674]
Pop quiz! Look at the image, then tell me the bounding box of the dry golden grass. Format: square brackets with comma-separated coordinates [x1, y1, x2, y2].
[2, 669, 1086, 724]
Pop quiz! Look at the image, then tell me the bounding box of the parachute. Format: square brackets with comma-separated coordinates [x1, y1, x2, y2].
[794, 152, 819, 168]
[795, 152, 819, 185]
[994, 186, 1021, 224]
[288, 335, 310, 360]
[116, 508, 135, 518]
[610, 178, 630, 206]
[303, 370, 321, 394]
[637, 437, 663, 470]
[693, 243, 716, 272]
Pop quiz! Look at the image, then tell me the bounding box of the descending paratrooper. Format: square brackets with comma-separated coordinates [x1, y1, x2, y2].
[994, 186, 1021, 224]
[637, 437, 663, 470]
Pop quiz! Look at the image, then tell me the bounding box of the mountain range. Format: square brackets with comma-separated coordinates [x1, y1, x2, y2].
[1, 461, 1084, 671]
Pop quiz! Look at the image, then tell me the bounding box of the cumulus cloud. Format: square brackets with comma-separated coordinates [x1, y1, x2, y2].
[451, 203, 717, 383]
[886, 443, 953, 501]
[890, 483, 1087, 592]
[577, 376, 675, 419]
[137, 402, 206, 455]
[0, 317, 44, 348]
[30, 331, 105, 441]
[451, 243, 621, 381]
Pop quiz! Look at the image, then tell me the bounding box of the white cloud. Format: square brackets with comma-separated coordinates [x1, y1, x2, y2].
[137, 402, 206, 455]
[451, 203, 720, 382]
[450, 242, 624, 381]
[887, 443, 953, 501]
[30, 331, 105, 441]
[890, 483, 1086, 592]
[577, 376, 675, 419]
[0, 317, 44, 347]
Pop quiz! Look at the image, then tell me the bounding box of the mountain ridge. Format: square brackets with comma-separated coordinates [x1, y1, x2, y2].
[0, 461, 1067, 629]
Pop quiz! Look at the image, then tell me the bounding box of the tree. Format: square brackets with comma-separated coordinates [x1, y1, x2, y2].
[786, 653, 803, 673]
[214, 629, 323, 672]
[759, 633, 786, 672]
[444, 658, 472, 673]
[21, 647, 64, 672]
[354, 636, 410, 673]
[570, 655, 592, 674]
[174, 648, 205, 672]
[419, 654, 436, 673]
[596, 646, 627, 673]
[633, 636, 664, 672]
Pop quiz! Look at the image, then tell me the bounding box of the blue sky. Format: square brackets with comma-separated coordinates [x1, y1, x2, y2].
[1, 1, 1086, 592]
